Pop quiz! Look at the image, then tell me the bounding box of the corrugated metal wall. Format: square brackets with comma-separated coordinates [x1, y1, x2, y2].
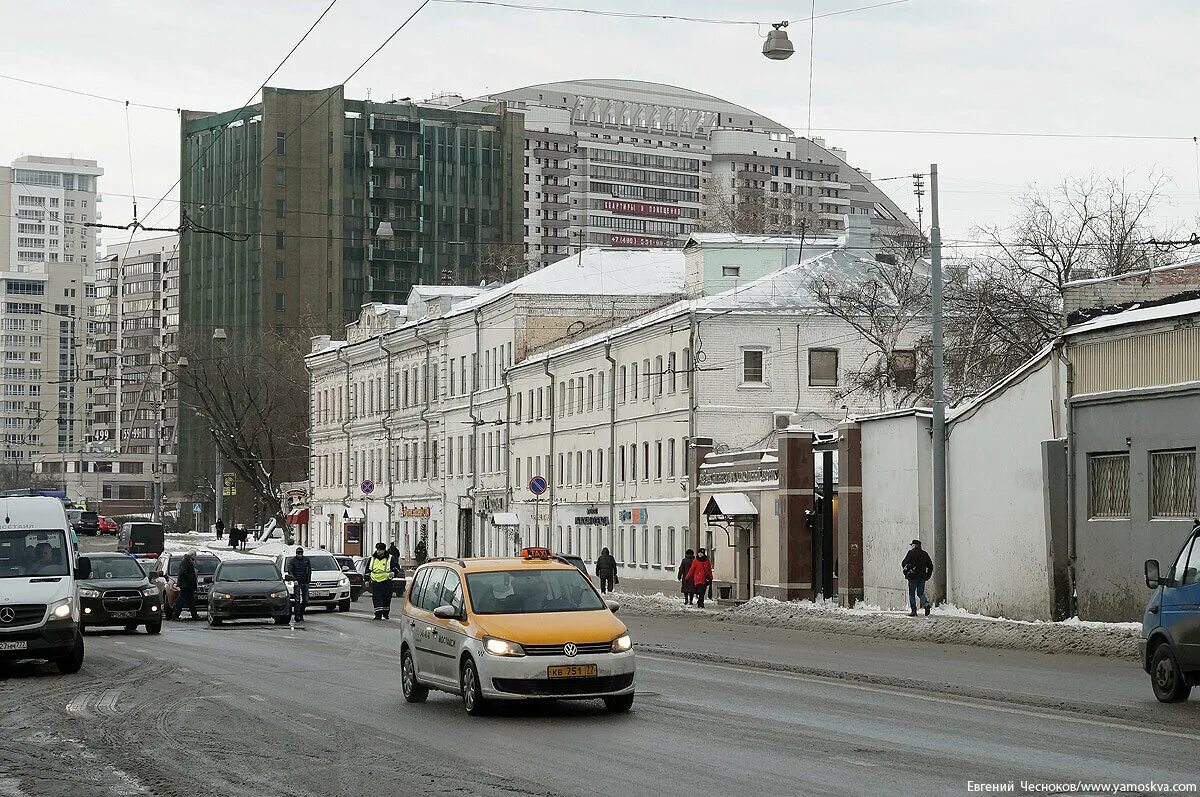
[1070, 324, 1200, 393]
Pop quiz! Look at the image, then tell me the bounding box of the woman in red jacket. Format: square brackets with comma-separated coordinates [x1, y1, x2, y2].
[686, 548, 713, 608]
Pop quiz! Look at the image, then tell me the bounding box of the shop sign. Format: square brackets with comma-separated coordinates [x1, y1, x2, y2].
[574, 507, 610, 526]
[618, 508, 649, 523]
[610, 234, 674, 248]
[601, 199, 681, 218]
[699, 468, 779, 486]
[401, 506, 431, 518]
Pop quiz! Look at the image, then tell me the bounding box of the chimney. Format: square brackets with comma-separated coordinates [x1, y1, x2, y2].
[845, 213, 872, 252]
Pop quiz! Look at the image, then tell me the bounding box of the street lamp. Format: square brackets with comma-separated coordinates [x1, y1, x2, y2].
[763, 22, 794, 60]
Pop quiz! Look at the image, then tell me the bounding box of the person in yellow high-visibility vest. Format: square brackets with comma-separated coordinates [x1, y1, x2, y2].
[368, 542, 397, 620]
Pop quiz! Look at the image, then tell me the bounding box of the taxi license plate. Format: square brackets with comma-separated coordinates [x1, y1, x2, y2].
[547, 664, 598, 679]
[109, 611, 136, 619]
[0, 641, 28, 651]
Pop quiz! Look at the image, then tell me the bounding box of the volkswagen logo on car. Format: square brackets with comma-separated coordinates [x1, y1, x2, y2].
[563, 643, 578, 658]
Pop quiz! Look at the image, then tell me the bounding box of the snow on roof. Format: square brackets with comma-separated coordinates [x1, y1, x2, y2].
[1063, 255, 1200, 288]
[686, 232, 841, 248]
[367, 303, 407, 316]
[1063, 297, 1200, 337]
[410, 285, 484, 299]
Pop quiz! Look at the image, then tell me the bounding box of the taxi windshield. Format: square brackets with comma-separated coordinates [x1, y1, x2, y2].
[466, 568, 604, 615]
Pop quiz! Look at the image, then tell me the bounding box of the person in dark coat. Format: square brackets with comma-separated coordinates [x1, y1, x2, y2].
[595, 547, 618, 593]
[367, 543, 399, 620]
[215, 518, 225, 540]
[387, 542, 402, 573]
[286, 547, 313, 622]
[677, 549, 696, 605]
[171, 552, 200, 621]
[685, 549, 713, 608]
[901, 539, 934, 616]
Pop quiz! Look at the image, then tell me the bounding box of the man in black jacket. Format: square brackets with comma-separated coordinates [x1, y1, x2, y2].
[171, 552, 200, 621]
[286, 547, 313, 622]
[901, 539, 934, 617]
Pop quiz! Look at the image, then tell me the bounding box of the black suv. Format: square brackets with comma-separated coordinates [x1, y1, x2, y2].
[77, 553, 163, 634]
[68, 509, 100, 537]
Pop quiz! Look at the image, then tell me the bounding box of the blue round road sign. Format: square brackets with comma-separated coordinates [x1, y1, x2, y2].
[528, 475, 549, 496]
[361, 479, 375, 495]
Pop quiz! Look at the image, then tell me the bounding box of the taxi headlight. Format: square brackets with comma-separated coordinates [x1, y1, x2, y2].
[483, 636, 525, 657]
[50, 597, 73, 619]
[78, 588, 101, 599]
[611, 633, 632, 653]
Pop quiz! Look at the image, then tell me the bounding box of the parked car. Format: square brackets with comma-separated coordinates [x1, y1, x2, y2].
[66, 508, 100, 537]
[117, 522, 164, 558]
[77, 553, 163, 635]
[249, 543, 351, 612]
[558, 554, 597, 587]
[333, 555, 366, 602]
[207, 559, 291, 626]
[98, 516, 118, 535]
[354, 556, 407, 597]
[148, 551, 221, 617]
[1141, 522, 1200, 702]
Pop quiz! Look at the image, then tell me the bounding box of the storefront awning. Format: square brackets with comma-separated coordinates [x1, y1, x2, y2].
[491, 512, 520, 527]
[704, 493, 759, 517]
[286, 508, 309, 525]
[342, 507, 365, 521]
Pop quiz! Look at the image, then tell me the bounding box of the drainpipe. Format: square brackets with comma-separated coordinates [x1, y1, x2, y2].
[604, 340, 617, 551]
[465, 308, 483, 557]
[501, 362, 513, 552]
[687, 304, 699, 550]
[544, 357, 557, 543]
[1062, 341, 1077, 615]
[336, 346, 353, 541]
[380, 335, 398, 549]
[413, 319, 437, 553]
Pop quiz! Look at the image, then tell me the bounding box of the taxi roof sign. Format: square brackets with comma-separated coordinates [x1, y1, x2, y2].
[520, 547, 553, 559]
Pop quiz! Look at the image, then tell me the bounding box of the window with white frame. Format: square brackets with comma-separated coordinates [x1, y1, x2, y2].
[741, 348, 766, 385]
[808, 348, 839, 386]
[1087, 453, 1130, 519]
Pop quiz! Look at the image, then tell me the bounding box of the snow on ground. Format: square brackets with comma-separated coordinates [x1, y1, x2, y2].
[163, 533, 261, 560]
[613, 591, 1141, 659]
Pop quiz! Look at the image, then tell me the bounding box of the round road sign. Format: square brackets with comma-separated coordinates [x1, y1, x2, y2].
[361, 479, 375, 495]
[528, 475, 549, 496]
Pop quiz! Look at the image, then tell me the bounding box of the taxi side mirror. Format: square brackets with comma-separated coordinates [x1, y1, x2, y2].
[606, 600, 620, 614]
[433, 604, 462, 621]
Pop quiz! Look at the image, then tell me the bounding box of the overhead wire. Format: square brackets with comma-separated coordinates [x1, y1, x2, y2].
[0, 73, 179, 112]
[428, 0, 913, 26]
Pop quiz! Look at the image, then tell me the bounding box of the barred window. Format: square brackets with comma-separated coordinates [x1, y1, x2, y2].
[1087, 453, 1130, 519]
[1150, 449, 1196, 519]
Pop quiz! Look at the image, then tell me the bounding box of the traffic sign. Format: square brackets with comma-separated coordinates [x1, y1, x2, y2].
[192, 502, 203, 514]
[528, 475, 549, 496]
[361, 479, 375, 495]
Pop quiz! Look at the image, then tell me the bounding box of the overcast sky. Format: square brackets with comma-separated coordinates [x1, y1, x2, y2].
[2, 0, 1197, 250]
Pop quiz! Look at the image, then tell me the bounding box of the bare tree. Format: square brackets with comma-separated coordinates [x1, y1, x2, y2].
[810, 243, 932, 409]
[700, 186, 822, 237]
[475, 242, 528, 283]
[947, 172, 1176, 399]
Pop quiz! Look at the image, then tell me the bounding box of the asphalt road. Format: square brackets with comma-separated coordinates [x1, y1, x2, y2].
[1, 541, 1198, 796]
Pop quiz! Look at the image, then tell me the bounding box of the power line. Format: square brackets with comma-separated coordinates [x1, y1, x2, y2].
[795, 125, 1196, 142]
[0, 73, 179, 112]
[429, 0, 914, 26]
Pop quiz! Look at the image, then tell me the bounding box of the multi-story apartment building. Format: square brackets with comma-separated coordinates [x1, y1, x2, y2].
[58, 235, 180, 515]
[0, 155, 103, 490]
[458, 79, 917, 270]
[178, 86, 526, 504]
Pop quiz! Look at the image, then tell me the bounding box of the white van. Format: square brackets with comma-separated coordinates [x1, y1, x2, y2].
[0, 497, 89, 673]
[248, 543, 351, 612]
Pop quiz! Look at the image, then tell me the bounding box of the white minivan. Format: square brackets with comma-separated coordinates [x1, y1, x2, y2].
[0, 497, 90, 674]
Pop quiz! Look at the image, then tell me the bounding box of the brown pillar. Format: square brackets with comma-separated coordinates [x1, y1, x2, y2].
[776, 428, 815, 601]
[688, 436, 714, 550]
[837, 421, 864, 607]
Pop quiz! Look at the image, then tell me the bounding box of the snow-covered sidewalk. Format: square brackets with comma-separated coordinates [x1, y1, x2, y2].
[613, 592, 1141, 659]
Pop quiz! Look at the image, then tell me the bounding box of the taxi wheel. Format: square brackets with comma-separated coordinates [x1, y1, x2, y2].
[401, 649, 428, 704]
[603, 693, 635, 713]
[460, 658, 489, 716]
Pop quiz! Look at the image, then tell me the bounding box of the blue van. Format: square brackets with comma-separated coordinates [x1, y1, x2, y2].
[1141, 522, 1200, 702]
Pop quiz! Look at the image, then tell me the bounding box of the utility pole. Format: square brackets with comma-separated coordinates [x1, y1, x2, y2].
[929, 164, 947, 603]
[214, 441, 223, 534]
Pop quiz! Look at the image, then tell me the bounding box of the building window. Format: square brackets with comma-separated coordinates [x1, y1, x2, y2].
[741, 348, 765, 385]
[809, 348, 839, 386]
[667, 352, 677, 393]
[275, 168, 286, 186]
[722, 265, 740, 278]
[276, 132, 286, 155]
[275, 293, 285, 311]
[1150, 449, 1196, 519]
[275, 231, 285, 249]
[1087, 453, 1130, 519]
[276, 199, 286, 218]
[275, 261, 284, 279]
[891, 349, 917, 390]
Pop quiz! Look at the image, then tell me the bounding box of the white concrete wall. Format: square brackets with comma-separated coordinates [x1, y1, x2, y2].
[946, 358, 1057, 620]
[860, 413, 931, 609]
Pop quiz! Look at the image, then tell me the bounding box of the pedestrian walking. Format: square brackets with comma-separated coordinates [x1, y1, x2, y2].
[387, 542, 402, 572]
[171, 551, 200, 621]
[595, 547, 618, 594]
[286, 546, 313, 622]
[368, 542, 398, 620]
[686, 548, 713, 609]
[677, 548, 696, 605]
[901, 539, 934, 616]
[215, 518, 225, 541]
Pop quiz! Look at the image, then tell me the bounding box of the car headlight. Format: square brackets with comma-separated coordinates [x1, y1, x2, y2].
[49, 597, 73, 619]
[611, 633, 632, 653]
[483, 636, 525, 657]
[215, 593, 233, 600]
[269, 591, 287, 598]
[338, 576, 349, 587]
[78, 588, 100, 599]
[140, 586, 158, 597]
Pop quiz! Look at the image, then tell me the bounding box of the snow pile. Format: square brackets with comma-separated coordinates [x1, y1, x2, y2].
[618, 591, 1141, 659]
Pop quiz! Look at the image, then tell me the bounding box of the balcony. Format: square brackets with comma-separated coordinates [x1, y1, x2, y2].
[369, 115, 420, 133]
[543, 199, 571, 211]
[533, 146, 570, 158]
[820, 179, 851, 191]
[368, 246, 422, 264]
[541, 217, 570, 229]
[370, 217, 423, 234]
[542, 166, 571, 178]
[369, 184, 422, 202]
[370, 153, 422, 171]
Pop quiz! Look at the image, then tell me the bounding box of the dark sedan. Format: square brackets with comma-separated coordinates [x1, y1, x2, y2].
[207, 559, 291, 626]
[77, 554, 163, 634]
[333, 555, 366, 601]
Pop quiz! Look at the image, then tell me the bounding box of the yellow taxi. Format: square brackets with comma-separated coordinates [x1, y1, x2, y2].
[398, 548, 635, 716]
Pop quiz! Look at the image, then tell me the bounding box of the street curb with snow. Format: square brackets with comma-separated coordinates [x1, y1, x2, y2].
[614, 592, 1141, 659]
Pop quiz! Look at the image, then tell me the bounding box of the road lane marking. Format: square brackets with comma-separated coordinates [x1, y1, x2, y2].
[638, 653, 1200, 742]
[96, 689, 121, 717]
[64, 693, 92, 718]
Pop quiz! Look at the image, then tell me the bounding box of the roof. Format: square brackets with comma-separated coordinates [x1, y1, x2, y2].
[686, 232, 842, 248]
[704, 493, 759, 517]
[425, 556, 578, 574]
[1063, 256, 1200, 288]
[1063, 297, 1200, 338]
[410, 285, 484, 299]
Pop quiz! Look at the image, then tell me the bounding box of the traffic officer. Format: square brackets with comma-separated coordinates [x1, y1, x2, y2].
[368, 542, 397, 620]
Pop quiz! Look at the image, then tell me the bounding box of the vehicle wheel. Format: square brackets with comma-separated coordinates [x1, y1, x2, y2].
[273, 614, 290, 625]
[460, 658, 488, 716]
[603, 693, 635, 713]
[1151, 644, 1192, 703]
[145, 618, 162, 635]
[401, 648, 428, 704]
[208, 614, 223, 627]
[78, 622, 86, 635]
[338, 599, 351, 612]
[55, 636, 84, 675]
[124, 623, 139, 633]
